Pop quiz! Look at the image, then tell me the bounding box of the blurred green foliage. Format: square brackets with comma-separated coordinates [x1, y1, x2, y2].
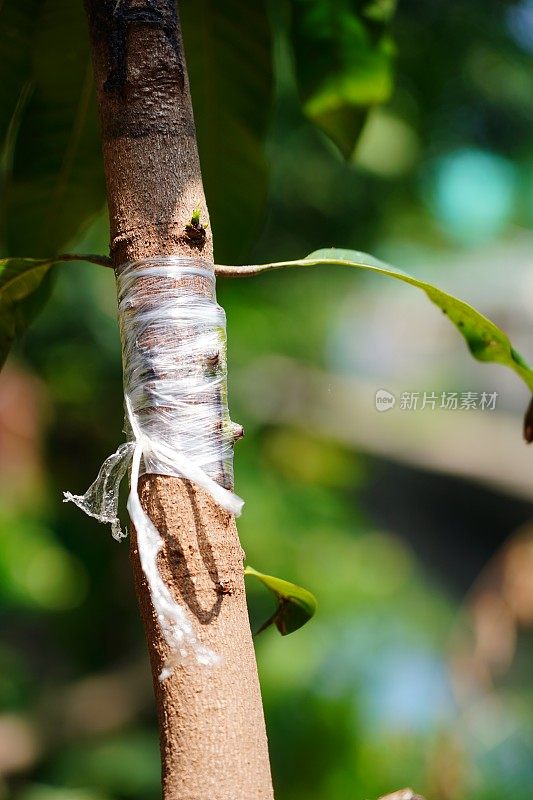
[181, 0, 273, 262]
[291, 0, 395, 156]
[2, 2, 103, 257]
[0, 1, 533, 800]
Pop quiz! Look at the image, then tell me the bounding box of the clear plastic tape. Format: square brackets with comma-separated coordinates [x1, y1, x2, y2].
[64, 256, 244, 677]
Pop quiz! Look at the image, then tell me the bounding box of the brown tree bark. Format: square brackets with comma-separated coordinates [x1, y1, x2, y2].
[83, 2, 274, 798]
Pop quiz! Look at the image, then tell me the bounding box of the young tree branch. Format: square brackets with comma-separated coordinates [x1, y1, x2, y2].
[82, 2, 274, 798]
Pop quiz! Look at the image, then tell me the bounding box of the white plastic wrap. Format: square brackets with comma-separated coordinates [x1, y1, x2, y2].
[65, 256, 243, 677]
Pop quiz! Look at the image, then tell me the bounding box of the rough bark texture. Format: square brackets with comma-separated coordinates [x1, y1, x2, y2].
[83, 2, 274, 798]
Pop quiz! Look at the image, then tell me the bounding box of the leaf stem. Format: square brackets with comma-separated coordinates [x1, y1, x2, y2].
[214, 258, 351, 277]
[55, 253, 113, 268]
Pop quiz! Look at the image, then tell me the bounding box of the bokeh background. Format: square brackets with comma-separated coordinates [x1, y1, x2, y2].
[1, 1, 533, 798]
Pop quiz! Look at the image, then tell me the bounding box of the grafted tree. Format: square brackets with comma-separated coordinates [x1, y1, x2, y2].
[1, 2, 532, 799]
[82, 1, 274, 796]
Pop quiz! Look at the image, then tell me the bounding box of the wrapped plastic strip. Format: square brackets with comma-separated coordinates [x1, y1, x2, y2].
[65, 256, 243, 676]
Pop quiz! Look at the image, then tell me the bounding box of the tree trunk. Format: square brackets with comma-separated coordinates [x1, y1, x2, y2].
[83, 2, 274, 798]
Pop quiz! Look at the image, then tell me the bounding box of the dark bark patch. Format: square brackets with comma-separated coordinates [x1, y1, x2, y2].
[99, 0, 184, 96]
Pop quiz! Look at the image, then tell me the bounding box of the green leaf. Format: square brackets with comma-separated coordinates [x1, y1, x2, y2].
[0, 257, 57, 366]
[307, 249, 533, 390]
[180, 0, 273, 263]
[0, 253, 111, 367]
[1, 0, 105, 256]
[244, 565, 317, 635]
[218, 248, 533, 393]
[290, 0, 396, 157]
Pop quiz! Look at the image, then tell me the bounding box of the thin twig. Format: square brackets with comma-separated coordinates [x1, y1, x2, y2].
[56, 253, 113, 268]
[215, 262, 291, 277]
[214, 258, 347, 277]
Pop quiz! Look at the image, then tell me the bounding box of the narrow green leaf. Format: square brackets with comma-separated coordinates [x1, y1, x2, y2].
[0, 254, 110, 367]
[0, 258, 54, 306]
[244, 565, 317, 636]
[306, 249, 533, 391]
[217, 248, 533, 394]
[290, 0, 396, 157]
[0, 257, 56, 366]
